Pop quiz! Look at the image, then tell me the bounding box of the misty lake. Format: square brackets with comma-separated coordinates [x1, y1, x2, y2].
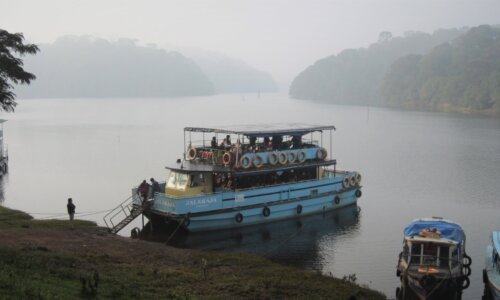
[1, 94, 499, 299]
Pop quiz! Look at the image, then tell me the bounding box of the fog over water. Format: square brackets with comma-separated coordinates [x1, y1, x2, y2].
[1, 0, 499, 86]
[1, 95, 500, 299]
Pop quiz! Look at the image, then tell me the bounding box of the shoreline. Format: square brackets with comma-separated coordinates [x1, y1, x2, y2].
[0, 205, 386, 299]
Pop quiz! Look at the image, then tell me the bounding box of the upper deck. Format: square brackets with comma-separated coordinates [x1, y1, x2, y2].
[179, 124, 336, 173]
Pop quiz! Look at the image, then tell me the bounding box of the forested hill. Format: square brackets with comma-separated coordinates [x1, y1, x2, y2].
[289, 28, 466, 106]
[381, 25, 500, 115]
[15, 36, 215, 98]
[180, 48, 278, 94]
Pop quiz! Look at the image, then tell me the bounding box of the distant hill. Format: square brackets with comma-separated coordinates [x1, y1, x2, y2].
[381, 25, 500, 115]
[289, 28, 467, 106]
[15, 36, 215, 98]
[179, 48, 278, 94]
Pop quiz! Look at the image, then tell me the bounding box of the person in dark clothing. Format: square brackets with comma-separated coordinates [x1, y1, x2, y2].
[67, 198, 75, 221]
[211, 136, 217, 148]
[150, 178, 161, 198]
[137, 180, 150, 204]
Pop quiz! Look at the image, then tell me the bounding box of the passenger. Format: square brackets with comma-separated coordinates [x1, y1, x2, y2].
[211, 136, 217, 148]
[137, 179, 150, 204]
[249, 136, 256, 149]
[225, 174, 233, 189]
[226, 135, 231, 145]
[67, 198, 76, 221]
[150, 178, 161, 198]
[291, 135, 302, 149]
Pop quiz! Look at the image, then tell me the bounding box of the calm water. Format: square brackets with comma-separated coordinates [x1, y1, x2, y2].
[2, 94, 500, 299]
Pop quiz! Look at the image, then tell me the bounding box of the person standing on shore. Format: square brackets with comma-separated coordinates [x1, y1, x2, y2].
[67, 198, 75, 221]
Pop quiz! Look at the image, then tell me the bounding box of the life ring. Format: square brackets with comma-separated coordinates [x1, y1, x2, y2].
[463, 254, 472, 267]
[223, 151, 232, 165]
[206, 151, 213, 159]
[297, 150, 307, 163]
[355, 189, 362, 198]
[355, 173, 362, 184]
[268, 152, 279, 165]
[187, 147, 197, 160]
[287, 151, 297, 163]
[461, 276, 470, 290]
[253, 154, 264, 168]
[278, 152, 288, 165]
[296, 205, 303, 214]
[316, 148, 328, 160]
[342, 177, 350, 188]
[240, 155, 252, 169]
[235, 213, 243, 223]
[262, 206, 270, 217]
[334, 196, 340, 205]
[349, 176, 356, 187]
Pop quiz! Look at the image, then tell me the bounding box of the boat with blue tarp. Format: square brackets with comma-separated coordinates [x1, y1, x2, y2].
[396, 217, 471, 300]
[111, 124, 362, 233]
[484, 231, 500, 299]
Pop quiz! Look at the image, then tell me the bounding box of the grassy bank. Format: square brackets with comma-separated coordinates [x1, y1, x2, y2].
[0, 206, 386, 299]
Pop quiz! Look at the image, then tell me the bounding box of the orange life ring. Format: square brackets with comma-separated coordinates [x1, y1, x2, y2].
[223, 151, 232, 165]
[201, 151, 208, 160]
[187, 147, 197, 160]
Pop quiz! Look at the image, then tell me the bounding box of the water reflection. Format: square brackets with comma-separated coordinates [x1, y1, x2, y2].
[144, 205, 361, 268]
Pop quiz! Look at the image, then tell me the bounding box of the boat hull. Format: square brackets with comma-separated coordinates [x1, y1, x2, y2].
[146, 176, 360, 232]
[485, 245, 500, 300]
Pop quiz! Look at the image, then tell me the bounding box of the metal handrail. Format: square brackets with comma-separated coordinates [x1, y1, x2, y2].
[103, 195, 135, 230]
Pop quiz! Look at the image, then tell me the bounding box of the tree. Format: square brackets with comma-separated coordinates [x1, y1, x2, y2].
[0, 29, 39, 112]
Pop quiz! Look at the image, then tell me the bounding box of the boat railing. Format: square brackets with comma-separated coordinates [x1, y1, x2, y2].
[406, 254, 462, 269]
[103, 195, 139, 231]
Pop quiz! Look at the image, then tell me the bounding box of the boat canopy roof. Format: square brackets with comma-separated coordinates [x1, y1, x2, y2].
[184, 124, 336, 137]
[493, 231, 500, 253]
[404, 218, 465, 244]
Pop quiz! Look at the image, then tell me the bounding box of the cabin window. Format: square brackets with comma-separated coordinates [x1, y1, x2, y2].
[439, 245, 449, 267]
[167, 172, 189, 189]
[190, 173, 205, 187]
[410, 243, 421, 265]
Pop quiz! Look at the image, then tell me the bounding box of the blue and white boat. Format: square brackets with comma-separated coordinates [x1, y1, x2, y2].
[127, 125, 362, 233]
[484, 231, 500, 300]
[396, 217, 471, 300]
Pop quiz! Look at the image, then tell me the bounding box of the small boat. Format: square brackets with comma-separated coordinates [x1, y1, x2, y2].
[483, 231, 500, 300]
[104, 124, 363, 234]
[396, 217, 471, 300]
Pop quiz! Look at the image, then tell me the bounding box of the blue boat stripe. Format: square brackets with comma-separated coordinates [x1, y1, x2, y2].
[222, 181, 343, 201]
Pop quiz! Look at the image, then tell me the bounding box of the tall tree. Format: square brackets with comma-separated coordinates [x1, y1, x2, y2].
[0, 29, 39, 112]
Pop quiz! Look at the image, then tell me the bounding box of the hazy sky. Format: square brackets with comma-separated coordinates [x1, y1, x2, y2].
[1, 0, 499, 87]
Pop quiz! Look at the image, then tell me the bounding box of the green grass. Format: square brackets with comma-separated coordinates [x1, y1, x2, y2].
[0, 205, 386, 299]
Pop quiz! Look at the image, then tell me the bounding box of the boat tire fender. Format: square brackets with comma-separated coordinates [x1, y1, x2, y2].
[461, 276, 470, 290]
[349, 176, 356, 187]
[296, 204, 303, 214]
[131, 227, 140, 239]
[462, 266, 471, 277]
[235, 213, 243, 223]
[278, 152, 288, 165]
[288, 151, 296, 163]
[240, 155, 252, 169]
[187, 147, 197, 160]
[253, 154, 264, 168]
[317, 147, 328, 160]
[342, 177, 350, 188]
[262, 206, 270, 217]
[355, 189, 362, 198]
[222, 151, 232, 165]
[297, 150, 307, 163]
[268, 152, 279, 165]
[334, 196, 340, 205]
[463, 254, 472, 267]
[355, 173, 362, 184]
